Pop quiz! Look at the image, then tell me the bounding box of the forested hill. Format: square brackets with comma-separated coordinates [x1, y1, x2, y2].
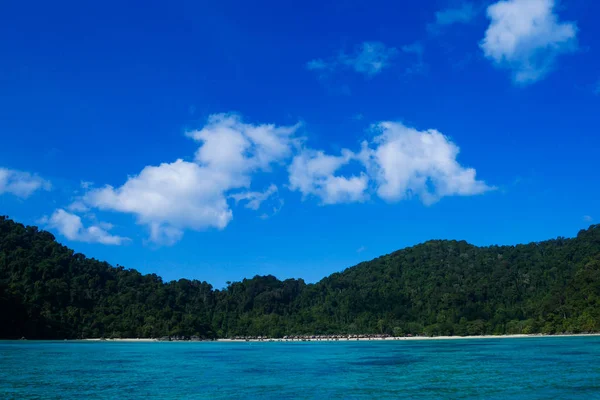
[1, 215, 600, 339]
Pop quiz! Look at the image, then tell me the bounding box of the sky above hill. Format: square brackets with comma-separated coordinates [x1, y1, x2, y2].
[1, 0, 599, 287]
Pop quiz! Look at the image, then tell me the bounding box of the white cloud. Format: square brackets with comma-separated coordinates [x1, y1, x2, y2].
[187, 113, 300, 174]
[288, 122, 492, 206]
[0, 167, 51, 198]
[289, 149, 369, 205]
[231, 184, 278, 210]
[80, 181, 93, 189]
[583, 215, 593, 223]
[96, 221, 114, 230]
[481, 0, 577, 84]
[594, 80, 600, 95]
[84, 159, 234, 244]
[306, 41, 397, 78]
[340, 42, 398, 77]
[428, 2, 478, 33]
[259, 198, 284, 220]
[68, 201, 89, 212]
[361, 122, 493, 204]
[81, 114, 300, 244]
[43, 209, 128, 245]
[357, 246, 367, 253]
[68, 112, 491, 243]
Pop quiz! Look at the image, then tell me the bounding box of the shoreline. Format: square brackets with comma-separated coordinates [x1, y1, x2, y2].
[73, 333, 600, 343]
[215, 333, 600, 342]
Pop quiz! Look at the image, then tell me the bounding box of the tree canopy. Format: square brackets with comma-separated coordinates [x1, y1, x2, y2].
[1, 215, 599, 339]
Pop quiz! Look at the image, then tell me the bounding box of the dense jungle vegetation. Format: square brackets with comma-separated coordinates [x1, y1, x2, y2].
[1, 216, 599, 339]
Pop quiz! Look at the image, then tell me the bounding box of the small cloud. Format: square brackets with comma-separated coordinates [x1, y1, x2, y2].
[352, 113, 364, 121]
[80, 180, 94, 189]
[96, 221, 115, 230]
[480, 0, 578, 85]
[306, 41, 398, 78]
[43, 209, 129, 245]
[289, 149, 369, 205]
[357, 246, 367, 253]
[428, 2, 478, 34]
[341, 42, 398, 77]
[68, 201, 90, 212]
[594, 80, 600, 95]
[362, 122, 494, 204]
[259, 198, 284, 220]
[231, 184, 278, 211]
[0, 167, 51, 198]
[306, 59, 330, 71]
[583, 215, 593, 223]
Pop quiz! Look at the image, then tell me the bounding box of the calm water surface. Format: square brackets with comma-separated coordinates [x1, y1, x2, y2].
[1, 337, 600, 399]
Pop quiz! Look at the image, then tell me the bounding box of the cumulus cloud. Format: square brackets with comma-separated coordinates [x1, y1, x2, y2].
[69, 112, 491, 243]
[306, 41, 398, 78]
[480, 0, 578, 84]
[187, 113, 299, 174]
[43, 209, 128, 245]
[289, 149, 369, 205]
[84, 159, 232, 243]
[289, 122, 491, 206]
[0, 167, 51, 198]
[81, 114, 300, 244]
[361, 122, 493, 204]
[231, 184, 278, 211]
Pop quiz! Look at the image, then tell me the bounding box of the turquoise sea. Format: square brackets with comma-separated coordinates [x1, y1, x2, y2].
[1, 337, 600, 399]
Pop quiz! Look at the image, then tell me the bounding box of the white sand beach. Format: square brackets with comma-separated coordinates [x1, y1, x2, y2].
[78, 333, 600, 343]
[215, 333, 600, 342]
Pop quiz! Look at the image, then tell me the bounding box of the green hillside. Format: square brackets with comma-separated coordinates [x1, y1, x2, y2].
[1, 215, 599, 339]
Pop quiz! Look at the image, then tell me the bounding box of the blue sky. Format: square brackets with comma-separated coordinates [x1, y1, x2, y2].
[1, 0, 599, 288]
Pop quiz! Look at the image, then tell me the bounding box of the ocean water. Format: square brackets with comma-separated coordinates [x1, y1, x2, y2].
[1, 337, 600, 399]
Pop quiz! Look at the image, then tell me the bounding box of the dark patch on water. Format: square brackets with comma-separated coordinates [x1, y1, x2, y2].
[224, 346, 265, 351]
[529, 357, 565, 363]
[176, 349, 223, 356]
[557, 351, 590, 356]
[350, 355, 420, 366]
[569, 385, 600, 392]
[98, 358, 136, 365]
[470, 355, 517, 363]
